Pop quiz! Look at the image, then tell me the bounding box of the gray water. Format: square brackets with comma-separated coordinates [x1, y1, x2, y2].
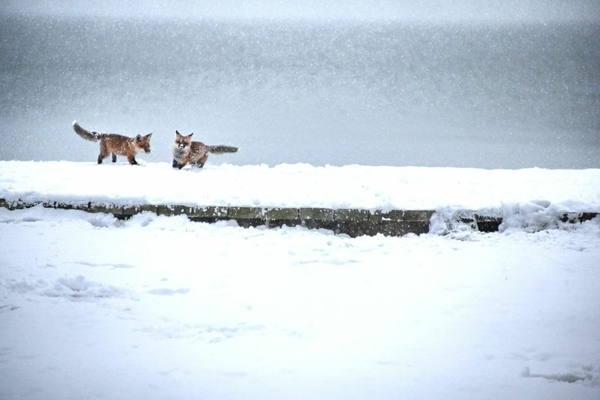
[1, 15, 599, 168]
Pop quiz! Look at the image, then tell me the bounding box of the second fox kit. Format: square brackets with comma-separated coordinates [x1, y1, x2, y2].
[172, 131, 238, 169]
[73, 121, 152, 165]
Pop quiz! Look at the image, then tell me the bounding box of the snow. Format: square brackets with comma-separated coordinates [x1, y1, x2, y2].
[1, 161, 600, 399]
[1, 161, 599, 212]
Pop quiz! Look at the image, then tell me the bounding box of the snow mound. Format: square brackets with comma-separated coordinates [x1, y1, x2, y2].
[521, 366, 600, 387]
[4, 276, 127, 301]
[431, 202, 599, 236]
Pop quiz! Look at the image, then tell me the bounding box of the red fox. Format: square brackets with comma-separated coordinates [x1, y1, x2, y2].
[73, 121, 152, 165]
[172, 131, 238, 169]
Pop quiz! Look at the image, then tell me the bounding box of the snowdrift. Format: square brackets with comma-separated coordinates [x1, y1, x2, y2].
[1, 161, 599, 235]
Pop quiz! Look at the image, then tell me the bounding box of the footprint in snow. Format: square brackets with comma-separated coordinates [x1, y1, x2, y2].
[44, 276, 125, 300]
[147, 288, 190, 296]
[0, 305, 19, 313]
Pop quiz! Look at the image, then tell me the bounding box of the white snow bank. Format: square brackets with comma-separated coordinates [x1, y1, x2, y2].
[1, 161, 599, 212]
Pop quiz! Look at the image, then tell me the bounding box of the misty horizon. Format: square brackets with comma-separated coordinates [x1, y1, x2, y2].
[2, 0, 600, 23]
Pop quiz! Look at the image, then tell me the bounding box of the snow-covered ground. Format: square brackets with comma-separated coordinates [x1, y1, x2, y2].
[1, 161, 600, 399]
[1, 161, 599, 212]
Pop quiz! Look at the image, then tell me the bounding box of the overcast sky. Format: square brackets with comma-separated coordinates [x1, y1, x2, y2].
[2, 0, 599, 23]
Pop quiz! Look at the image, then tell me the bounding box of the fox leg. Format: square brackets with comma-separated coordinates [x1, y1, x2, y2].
[172, 159, 185, 169]
[97, 151, 109, 164]
[112, 153, 117, 163]
[98, 141, 109, 164]
[196, 154, 208, 168]
[127, 155, 138, 165]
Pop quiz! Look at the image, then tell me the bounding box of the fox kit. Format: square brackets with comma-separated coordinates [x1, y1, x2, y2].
[73, 121, 152, 165]
[172, 131, 238, 169]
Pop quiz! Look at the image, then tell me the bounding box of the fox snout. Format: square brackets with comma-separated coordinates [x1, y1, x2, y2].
[135, 133, 153, 153]
[138, 142, 151, 153]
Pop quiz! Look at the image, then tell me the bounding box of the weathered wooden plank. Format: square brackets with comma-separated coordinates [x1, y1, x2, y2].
[372, 210, 404, 222]
[474, 214, 503, 232]
[228, 207, 263, 219]
[156, 204, 195, 216]
[560, 212, 599, 223]
[299, 208, 335, 220]
[402, 210, 435, 221]
[189, 206, 228, 218]
[121, 204, 158, 216]
[87, 203, 123, 215]
[335, 209, 370, 221]
[263, 207, 298, 220]
[2, 199, 596, 236]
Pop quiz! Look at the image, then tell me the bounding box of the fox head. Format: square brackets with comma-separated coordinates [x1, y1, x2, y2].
[174, 131, 193, 150]
[135, 133, 153, 153]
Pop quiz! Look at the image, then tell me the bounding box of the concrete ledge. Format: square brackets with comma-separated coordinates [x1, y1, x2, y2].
[1, 198, 597, 237]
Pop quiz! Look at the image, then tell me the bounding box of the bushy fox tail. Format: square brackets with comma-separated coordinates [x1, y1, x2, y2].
[72, 121, 100, 142]
[206, 145, 238, 154]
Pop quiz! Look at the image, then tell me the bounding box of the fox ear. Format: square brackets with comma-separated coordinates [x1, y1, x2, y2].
[146, 132, 153, 138]
[176, 130, 180, 135]
[189, 133, 193, 138]
[136, 134, 142, 142]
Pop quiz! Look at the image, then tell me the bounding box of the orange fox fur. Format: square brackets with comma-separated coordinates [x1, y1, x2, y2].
[172, 131, 238, 169]
[73, 121, 152, 165]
